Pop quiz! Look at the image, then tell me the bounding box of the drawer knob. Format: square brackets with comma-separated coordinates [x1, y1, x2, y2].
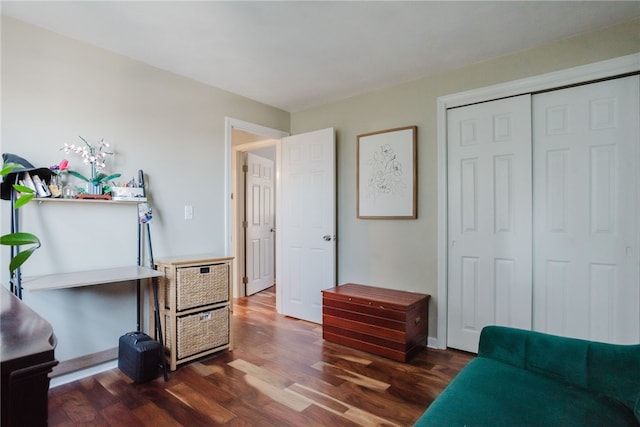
[415, 316, 421, 325]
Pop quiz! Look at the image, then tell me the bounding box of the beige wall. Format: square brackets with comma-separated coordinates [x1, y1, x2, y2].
[291, 18, 640, 342]
[0, 16, 289, 362]
[1, 14, 638, 364]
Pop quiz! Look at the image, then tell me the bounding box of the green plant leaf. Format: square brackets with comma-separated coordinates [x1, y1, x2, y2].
[0, 232, 41, 246]
[14, 193, 34, 208]
[12, 184, 35, 194]
[102, 173, 121, 182]
[9, 247, 38, 274]
[1, 162, 24, 176]
[1, 161, 41, 274]
[68, 170, 89, 182]
[91, 172, 121, 184]
[93, 172, 107, 184]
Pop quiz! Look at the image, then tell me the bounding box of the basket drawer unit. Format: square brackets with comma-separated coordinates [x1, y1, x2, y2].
[322, 283, 430, 362]
[153, 254, 233, 371]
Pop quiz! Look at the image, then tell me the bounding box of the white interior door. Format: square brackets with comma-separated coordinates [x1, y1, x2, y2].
[278, 128, 336, 324]
[245, 152, 275, 296]
[532, 76, 640, 343]
[447, 95, 533, 352]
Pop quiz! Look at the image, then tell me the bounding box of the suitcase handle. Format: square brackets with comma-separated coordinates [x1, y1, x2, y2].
[126, 331, 152, 345]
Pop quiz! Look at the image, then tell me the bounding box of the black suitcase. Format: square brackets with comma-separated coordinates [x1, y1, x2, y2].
[118, 331, 161, 383]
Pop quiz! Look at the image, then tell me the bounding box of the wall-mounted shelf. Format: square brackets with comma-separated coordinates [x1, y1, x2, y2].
[22, 266, 163, 291]
[34, 197, 143, 204]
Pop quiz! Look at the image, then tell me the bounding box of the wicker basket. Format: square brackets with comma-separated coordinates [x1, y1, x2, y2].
[165, 306, 229, 359]
[171, 263, 229, 311]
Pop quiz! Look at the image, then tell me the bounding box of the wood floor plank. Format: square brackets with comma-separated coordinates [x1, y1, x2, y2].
[135, 385, 218, 427]
[48, 286, 474, 426]
[177, 363, 237, 402]
[299, 403, 363, 427]
[228, 358, 292, 389]
[102, 402, 147, 426]
[289, 382, 401, 427]
[133, 402, 183, 427]
[243, 374, 311, 411]
[312, 361, 390, 392]
[287, 382, 351, 413]
[167, 382, 237, 424]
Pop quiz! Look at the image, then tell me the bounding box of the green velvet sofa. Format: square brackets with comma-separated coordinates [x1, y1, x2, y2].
[415, 326, 640, 426]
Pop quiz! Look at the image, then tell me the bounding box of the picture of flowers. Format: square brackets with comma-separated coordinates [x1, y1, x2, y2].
[357, 126, 417, 219]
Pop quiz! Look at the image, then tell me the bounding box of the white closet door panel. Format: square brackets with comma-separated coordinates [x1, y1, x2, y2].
[533, 76, 639, 344]
[447, 94, 533, 352]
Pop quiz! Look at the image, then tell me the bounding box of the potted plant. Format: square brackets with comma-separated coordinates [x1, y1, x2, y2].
[0, 161, 40, 274]
[62, 136, 121, 195]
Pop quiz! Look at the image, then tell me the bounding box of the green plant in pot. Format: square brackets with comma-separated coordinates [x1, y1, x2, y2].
[0, 161, 40, 274]
[63, 136, 121, 194]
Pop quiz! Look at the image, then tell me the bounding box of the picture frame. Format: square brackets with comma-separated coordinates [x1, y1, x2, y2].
[357, 126, 417, 219]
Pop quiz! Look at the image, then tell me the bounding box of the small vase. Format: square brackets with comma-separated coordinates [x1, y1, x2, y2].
[63, 185, 77, 199]
[86, 182, 103, 195]
[86, 164, 102, 195]
[48, 174, 62, 198]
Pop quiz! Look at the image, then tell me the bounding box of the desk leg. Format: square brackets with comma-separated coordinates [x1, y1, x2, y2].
[136, 279, 141, 332]
[152, 277, 169, 381]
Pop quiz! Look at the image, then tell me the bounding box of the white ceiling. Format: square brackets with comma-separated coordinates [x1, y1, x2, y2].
[2, 1, 639, 112]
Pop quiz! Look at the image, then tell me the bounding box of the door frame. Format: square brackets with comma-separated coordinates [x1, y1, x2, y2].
[226, 117, 289, 301]
[436, 54, 640, 350]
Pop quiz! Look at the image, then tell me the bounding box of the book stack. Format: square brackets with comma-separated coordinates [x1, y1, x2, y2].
[20, 172, 51, 198]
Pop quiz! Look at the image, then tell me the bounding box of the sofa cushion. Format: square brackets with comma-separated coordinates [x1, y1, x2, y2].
[414, 357, 638, 427]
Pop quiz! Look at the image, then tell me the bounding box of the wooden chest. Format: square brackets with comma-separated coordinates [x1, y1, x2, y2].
[322, 283, 430, 362]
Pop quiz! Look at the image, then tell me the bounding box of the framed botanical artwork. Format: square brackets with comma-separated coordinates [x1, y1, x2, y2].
[357, 126, 417, 219]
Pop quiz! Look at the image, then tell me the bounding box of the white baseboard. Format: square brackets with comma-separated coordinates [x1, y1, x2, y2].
[49, 359, 118, 388]
[427, 336, 441, 349]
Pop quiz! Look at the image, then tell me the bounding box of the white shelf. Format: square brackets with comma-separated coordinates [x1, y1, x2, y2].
[34, 197, 142, 204]
[22, 266, 163, 291]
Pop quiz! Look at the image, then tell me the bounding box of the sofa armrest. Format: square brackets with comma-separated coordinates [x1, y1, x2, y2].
[477, 325, 527, 369]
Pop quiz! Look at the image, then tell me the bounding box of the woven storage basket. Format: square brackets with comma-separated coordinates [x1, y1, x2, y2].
[172, 263, 229, 311]
[166, 306, 229, 359]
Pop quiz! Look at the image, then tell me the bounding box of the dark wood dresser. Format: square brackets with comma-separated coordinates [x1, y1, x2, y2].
[322, 283, 430, 362]
[1, 287, 58, 427]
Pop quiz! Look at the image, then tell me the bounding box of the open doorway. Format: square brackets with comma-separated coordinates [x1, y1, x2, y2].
[243, 148, 276, 296]
[227, 119, 336, 324]
[226, 118, 288, 301]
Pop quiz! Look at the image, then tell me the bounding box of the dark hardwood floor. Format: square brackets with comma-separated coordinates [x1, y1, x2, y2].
[48, 287, 473, 426]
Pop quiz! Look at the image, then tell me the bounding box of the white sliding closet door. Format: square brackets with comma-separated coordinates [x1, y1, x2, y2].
[447, 95, 533, 352]
[532, 76, 640, 344]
